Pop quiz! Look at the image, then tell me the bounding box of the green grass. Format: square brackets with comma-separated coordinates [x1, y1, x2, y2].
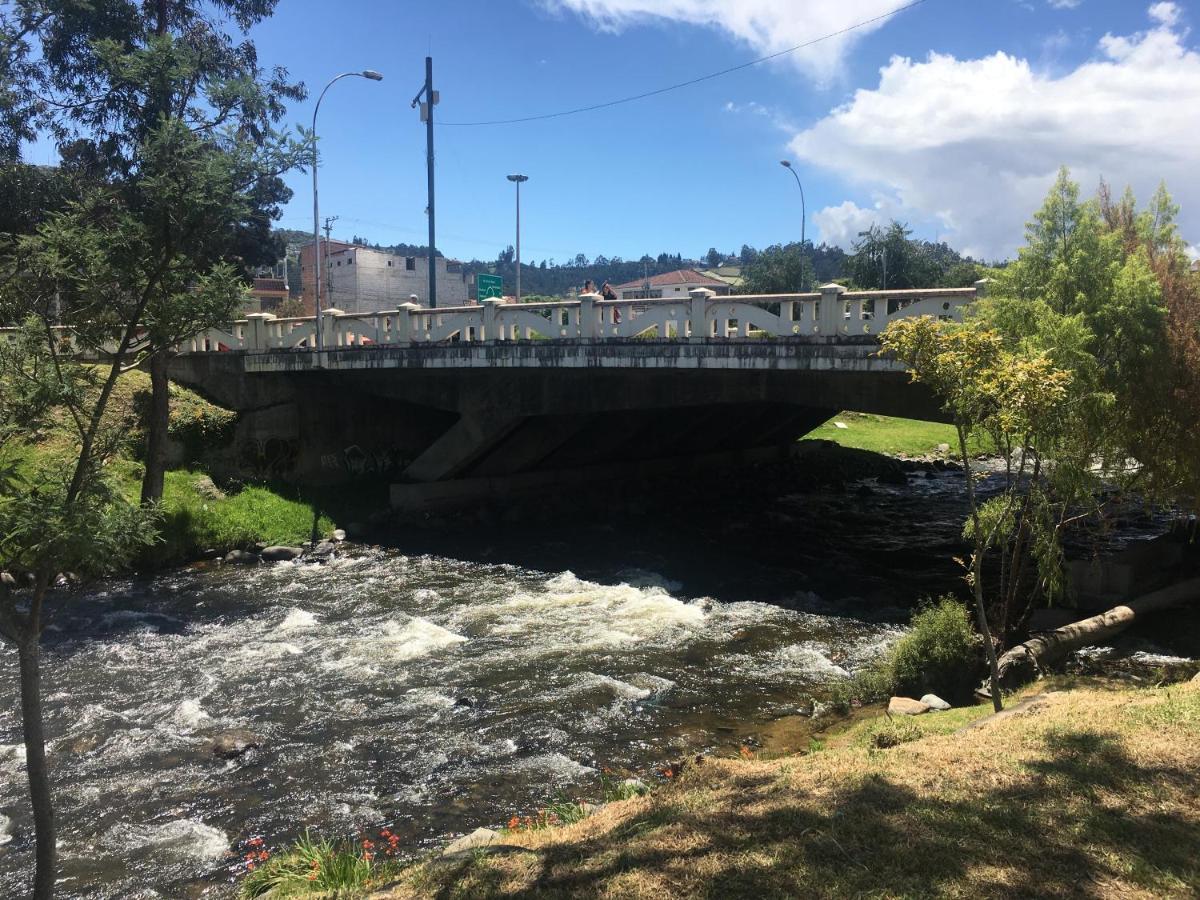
[150, 470, 332, 565]
[240, 830, 404, 898]
[806, 411, 989, 457]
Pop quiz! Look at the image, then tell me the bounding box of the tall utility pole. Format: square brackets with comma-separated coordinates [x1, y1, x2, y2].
[323, 215, 338, 310]
[507, 174, 528, 302]
[412, 57, 438, 307]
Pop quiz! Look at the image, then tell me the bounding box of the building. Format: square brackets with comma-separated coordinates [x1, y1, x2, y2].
[299, 240, 471, 313]
[611, 269, 732, 300]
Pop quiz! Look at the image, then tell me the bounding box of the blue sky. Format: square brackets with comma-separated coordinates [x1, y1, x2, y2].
[234, 0, 1199, 263]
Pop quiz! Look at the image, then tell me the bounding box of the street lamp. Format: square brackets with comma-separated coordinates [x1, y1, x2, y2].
[506, 174, 529, 302]
[311, 69, 383, 352]
[779, 159, 808, 290]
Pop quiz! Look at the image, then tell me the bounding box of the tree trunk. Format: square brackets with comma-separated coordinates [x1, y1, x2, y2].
[140, 351, 170, 505]
[988, 577, 1200, 691]
[18, 636, 56, 899]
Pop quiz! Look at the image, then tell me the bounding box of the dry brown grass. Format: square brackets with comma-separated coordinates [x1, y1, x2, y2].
[377, 678, 1200, 899]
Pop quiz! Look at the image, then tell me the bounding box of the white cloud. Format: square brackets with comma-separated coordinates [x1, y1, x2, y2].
[543, 0, 914, 78]
[792, 5, 1200, 258]
[1047, 0, 1081, 9]
[1149, 2, 1180, 26]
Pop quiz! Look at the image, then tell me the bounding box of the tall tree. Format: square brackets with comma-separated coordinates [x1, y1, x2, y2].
[8, 0, 304, 505]
[0, 3, 304, 895]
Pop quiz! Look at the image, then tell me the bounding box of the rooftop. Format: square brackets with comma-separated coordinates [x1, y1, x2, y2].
[612, 269, 729, 290]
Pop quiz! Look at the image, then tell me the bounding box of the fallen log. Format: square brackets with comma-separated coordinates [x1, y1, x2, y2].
[983, 576, 1200, 694]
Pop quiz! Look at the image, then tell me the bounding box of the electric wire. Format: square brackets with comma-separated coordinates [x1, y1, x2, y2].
[440, 0, 929, 126]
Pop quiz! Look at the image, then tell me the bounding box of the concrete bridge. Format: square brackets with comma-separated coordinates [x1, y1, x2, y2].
[159, 282, 982, 510]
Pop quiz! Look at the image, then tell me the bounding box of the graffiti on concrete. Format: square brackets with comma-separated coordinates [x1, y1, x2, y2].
[320, 444, 408, 476]
[237, 437, 299, 478]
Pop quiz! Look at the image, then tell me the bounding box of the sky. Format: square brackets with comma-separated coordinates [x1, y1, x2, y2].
[218, 0, 1200, 264]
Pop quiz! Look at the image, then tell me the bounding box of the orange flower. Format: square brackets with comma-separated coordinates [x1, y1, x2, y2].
[361, 838, 375, 849]
[246, 862, 256, 871]
[308, 872, 318, 881]
[257, 850, 269, 861]
[739, 746, 754, 759]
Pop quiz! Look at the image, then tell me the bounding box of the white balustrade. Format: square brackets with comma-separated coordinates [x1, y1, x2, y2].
[0, 280, 987, 356]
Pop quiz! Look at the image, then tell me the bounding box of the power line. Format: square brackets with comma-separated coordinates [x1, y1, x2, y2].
[441, 0, 929, 127]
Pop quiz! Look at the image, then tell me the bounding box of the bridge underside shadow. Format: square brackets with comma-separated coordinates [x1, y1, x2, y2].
[168, 350, 947, 512]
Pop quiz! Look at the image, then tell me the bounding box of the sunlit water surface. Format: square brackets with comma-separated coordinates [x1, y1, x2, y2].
[0, 550, 905, 897]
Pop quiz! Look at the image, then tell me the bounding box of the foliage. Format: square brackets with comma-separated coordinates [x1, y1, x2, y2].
[240, 830, 402, 898]
[151, 472, 331, 566]
[738, 242, 815, 293]
[868, 716, 924, 750]
[850, 221, 983, 290]
[884, 597, 980, 700]
[130, 382, 238, 462]
[834, 597, 980, 707]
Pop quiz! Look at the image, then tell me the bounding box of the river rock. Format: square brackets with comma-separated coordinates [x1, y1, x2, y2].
[306, 540, 336, 559]
[260, 546, 303, 562]
[888, 696, 930, 716]
[223, 550, 259, 565]
[209, 729, 264, 759]
[1192, 671, 1200, 684]
[0, 813, 12, 846]
[443, 827, 500, 855]
[920, 693, 952, 711]
[330, 528, 347, 542]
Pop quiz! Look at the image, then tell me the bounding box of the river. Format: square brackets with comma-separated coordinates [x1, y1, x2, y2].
[0, 462, 1180, 897]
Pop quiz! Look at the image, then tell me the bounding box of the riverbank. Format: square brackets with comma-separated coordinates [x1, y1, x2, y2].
[367, 675, 1200, 899]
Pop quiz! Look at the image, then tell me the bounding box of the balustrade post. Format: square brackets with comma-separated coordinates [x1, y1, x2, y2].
[395, 303, 420, 344]
[818, 283, 846, 336]
[244, 312, 276, 351]
[578, 292, 599, 340]
[323, 307, 344, 348]
[688, 288, 714, 341]
[482, 298, 505, 341]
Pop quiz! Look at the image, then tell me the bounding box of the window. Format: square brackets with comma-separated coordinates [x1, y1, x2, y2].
[406, 257, 415, 271]
[347, 258, 353, 265]
[387, 260, 392, 267]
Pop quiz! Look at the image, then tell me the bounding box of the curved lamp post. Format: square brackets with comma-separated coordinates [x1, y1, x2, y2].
[506, 174, 529, 302]
[779, 159, 808, 290]
[312, 69, 383, 352]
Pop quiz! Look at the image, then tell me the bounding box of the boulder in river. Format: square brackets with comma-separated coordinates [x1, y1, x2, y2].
[330, 528, 347, 542]
[223, 550, 259, 565]
[920, 693, 952, 711]
[209, 729, 264, 759]
[260, 546, 303, 562]
[1192, 671, 1200, 684]
[887, 696, 930, 716]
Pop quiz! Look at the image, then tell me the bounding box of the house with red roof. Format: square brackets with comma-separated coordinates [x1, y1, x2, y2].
[610, 269, 731, 300]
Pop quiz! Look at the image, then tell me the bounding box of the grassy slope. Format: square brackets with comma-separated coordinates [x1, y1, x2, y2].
[378, 678, 1200, 899]
[8, 370, 330, 566]
[807, 411, 989, 457]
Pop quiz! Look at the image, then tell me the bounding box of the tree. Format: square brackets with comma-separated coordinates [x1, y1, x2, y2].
[738, 243, 813, 294]
[881, 317, 1073, 711]
[9, 0, 304, 507]
[883, 170, 1197, 702]
[704, 247, 722, 268]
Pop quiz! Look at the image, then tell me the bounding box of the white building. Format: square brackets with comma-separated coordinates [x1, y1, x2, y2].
[611, 268, 731, 300]
[301, 241, 471, 313]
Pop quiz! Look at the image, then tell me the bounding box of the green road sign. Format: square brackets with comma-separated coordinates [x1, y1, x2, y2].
[477, 273, 503, 300]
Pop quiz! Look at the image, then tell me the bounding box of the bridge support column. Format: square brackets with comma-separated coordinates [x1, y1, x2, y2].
[401, 408, 522, 482]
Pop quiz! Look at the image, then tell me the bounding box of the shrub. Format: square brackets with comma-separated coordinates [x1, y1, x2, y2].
[887, 596, 980, 700]
[240, 830, 400, 898]
[868, 717, 923, 749]
[834, 596, 981, 707]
